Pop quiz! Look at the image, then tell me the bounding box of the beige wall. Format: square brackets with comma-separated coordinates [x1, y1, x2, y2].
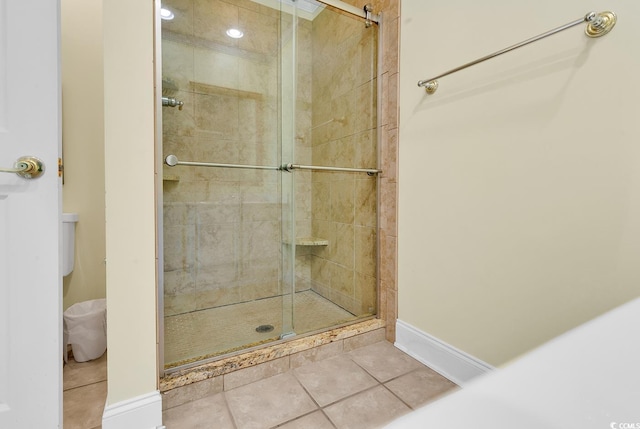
[103, 0, 158, 404]
[61, 0, 106, 310]
[399, 0, 640, 366]
[63, 0, 157, 405]
[62, 0, 157, 407]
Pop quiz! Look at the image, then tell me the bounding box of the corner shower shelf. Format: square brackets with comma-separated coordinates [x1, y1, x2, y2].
[295, 237, 329, 246]
[162, 175, 180, 182]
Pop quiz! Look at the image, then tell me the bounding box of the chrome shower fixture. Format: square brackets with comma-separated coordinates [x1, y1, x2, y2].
[162, 97, 184, 110]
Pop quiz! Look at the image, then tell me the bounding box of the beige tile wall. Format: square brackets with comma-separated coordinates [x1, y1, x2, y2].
[307, 0, 400, 331]
[308, 6, 379, 317]
[161, 0, 313, 317]
[339, 0, 399, 341]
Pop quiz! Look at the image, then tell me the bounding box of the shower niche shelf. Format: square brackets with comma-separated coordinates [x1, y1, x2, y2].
[295, 237, 329, 246]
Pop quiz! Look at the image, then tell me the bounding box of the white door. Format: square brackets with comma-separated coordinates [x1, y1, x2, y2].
[0, 0, 62, 427]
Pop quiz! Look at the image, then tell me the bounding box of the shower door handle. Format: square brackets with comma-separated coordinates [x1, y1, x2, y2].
[0, 156, 46, 179]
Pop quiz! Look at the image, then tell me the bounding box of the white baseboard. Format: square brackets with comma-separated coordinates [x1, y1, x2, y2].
[395, 319, 494, 386]
[102, 390, 163, 429]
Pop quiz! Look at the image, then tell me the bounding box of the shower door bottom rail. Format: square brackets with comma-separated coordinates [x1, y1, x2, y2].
[165, 155, 381, 175]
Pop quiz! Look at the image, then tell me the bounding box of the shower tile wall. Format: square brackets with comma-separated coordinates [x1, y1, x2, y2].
[308, 8, 378, 317]
[162, 0, 313, 317]
[350, 0, 400, 341]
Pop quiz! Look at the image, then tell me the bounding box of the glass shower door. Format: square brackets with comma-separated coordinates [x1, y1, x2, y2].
[276, 0, 380, 342]
[160, 0, 294, 369]
[159, 0, 379, 372]
[287, 2, 379, 338]
[280, 2, 297, 340]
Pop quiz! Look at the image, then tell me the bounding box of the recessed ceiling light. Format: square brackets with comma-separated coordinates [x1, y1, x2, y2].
[160, 8, 175, 20]
[226, 28, 244, 39]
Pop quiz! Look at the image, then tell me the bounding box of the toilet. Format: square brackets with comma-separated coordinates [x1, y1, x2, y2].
[62, 213, 78, 276]
[63, 212, 107, 364]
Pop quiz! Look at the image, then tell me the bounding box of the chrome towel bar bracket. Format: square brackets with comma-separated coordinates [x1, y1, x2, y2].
[417, 11, 617, 94]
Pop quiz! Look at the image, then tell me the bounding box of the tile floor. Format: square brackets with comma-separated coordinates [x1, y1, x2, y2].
[163, 341, 458, 429]
[63, 352, 107, 429]
[63, 341, 458, 429]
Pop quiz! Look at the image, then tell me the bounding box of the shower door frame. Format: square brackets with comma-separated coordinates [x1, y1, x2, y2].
[155, 0, 166, 379]
[155, 0, 383, 378]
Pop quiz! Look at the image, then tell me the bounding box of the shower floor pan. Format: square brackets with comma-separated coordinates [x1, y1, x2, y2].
[164, 290, 357, 369]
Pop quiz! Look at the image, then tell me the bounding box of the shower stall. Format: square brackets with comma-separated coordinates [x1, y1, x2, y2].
[157, 0, 380, 372]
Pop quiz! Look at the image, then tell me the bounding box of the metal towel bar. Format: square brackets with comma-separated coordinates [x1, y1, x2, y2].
[282, 163, 381, 175]
[417, 11, 617, 94]
[165, 155, 280, 171]
[164, 155, 381, 175]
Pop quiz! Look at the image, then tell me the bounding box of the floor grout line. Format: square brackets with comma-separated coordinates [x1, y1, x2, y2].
[343, 349, 388, 384]
[319, 383, 383, 410]
[63, 378, 107, 393]
[319, 407, 339, 429]
[380, 380, 415, 411]
[270, 408, 324, 429]
[290, 368, 323, 410]
[382, 366, 421, 384]
[220, 392, 239, 429]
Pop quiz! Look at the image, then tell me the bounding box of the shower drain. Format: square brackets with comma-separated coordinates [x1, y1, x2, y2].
[255, 324, 275, 333]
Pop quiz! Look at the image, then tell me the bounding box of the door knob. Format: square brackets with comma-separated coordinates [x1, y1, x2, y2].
[0, 156, 45, 179]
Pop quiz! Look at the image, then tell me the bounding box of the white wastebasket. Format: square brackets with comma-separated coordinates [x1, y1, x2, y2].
[63, 298, 107, 363]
